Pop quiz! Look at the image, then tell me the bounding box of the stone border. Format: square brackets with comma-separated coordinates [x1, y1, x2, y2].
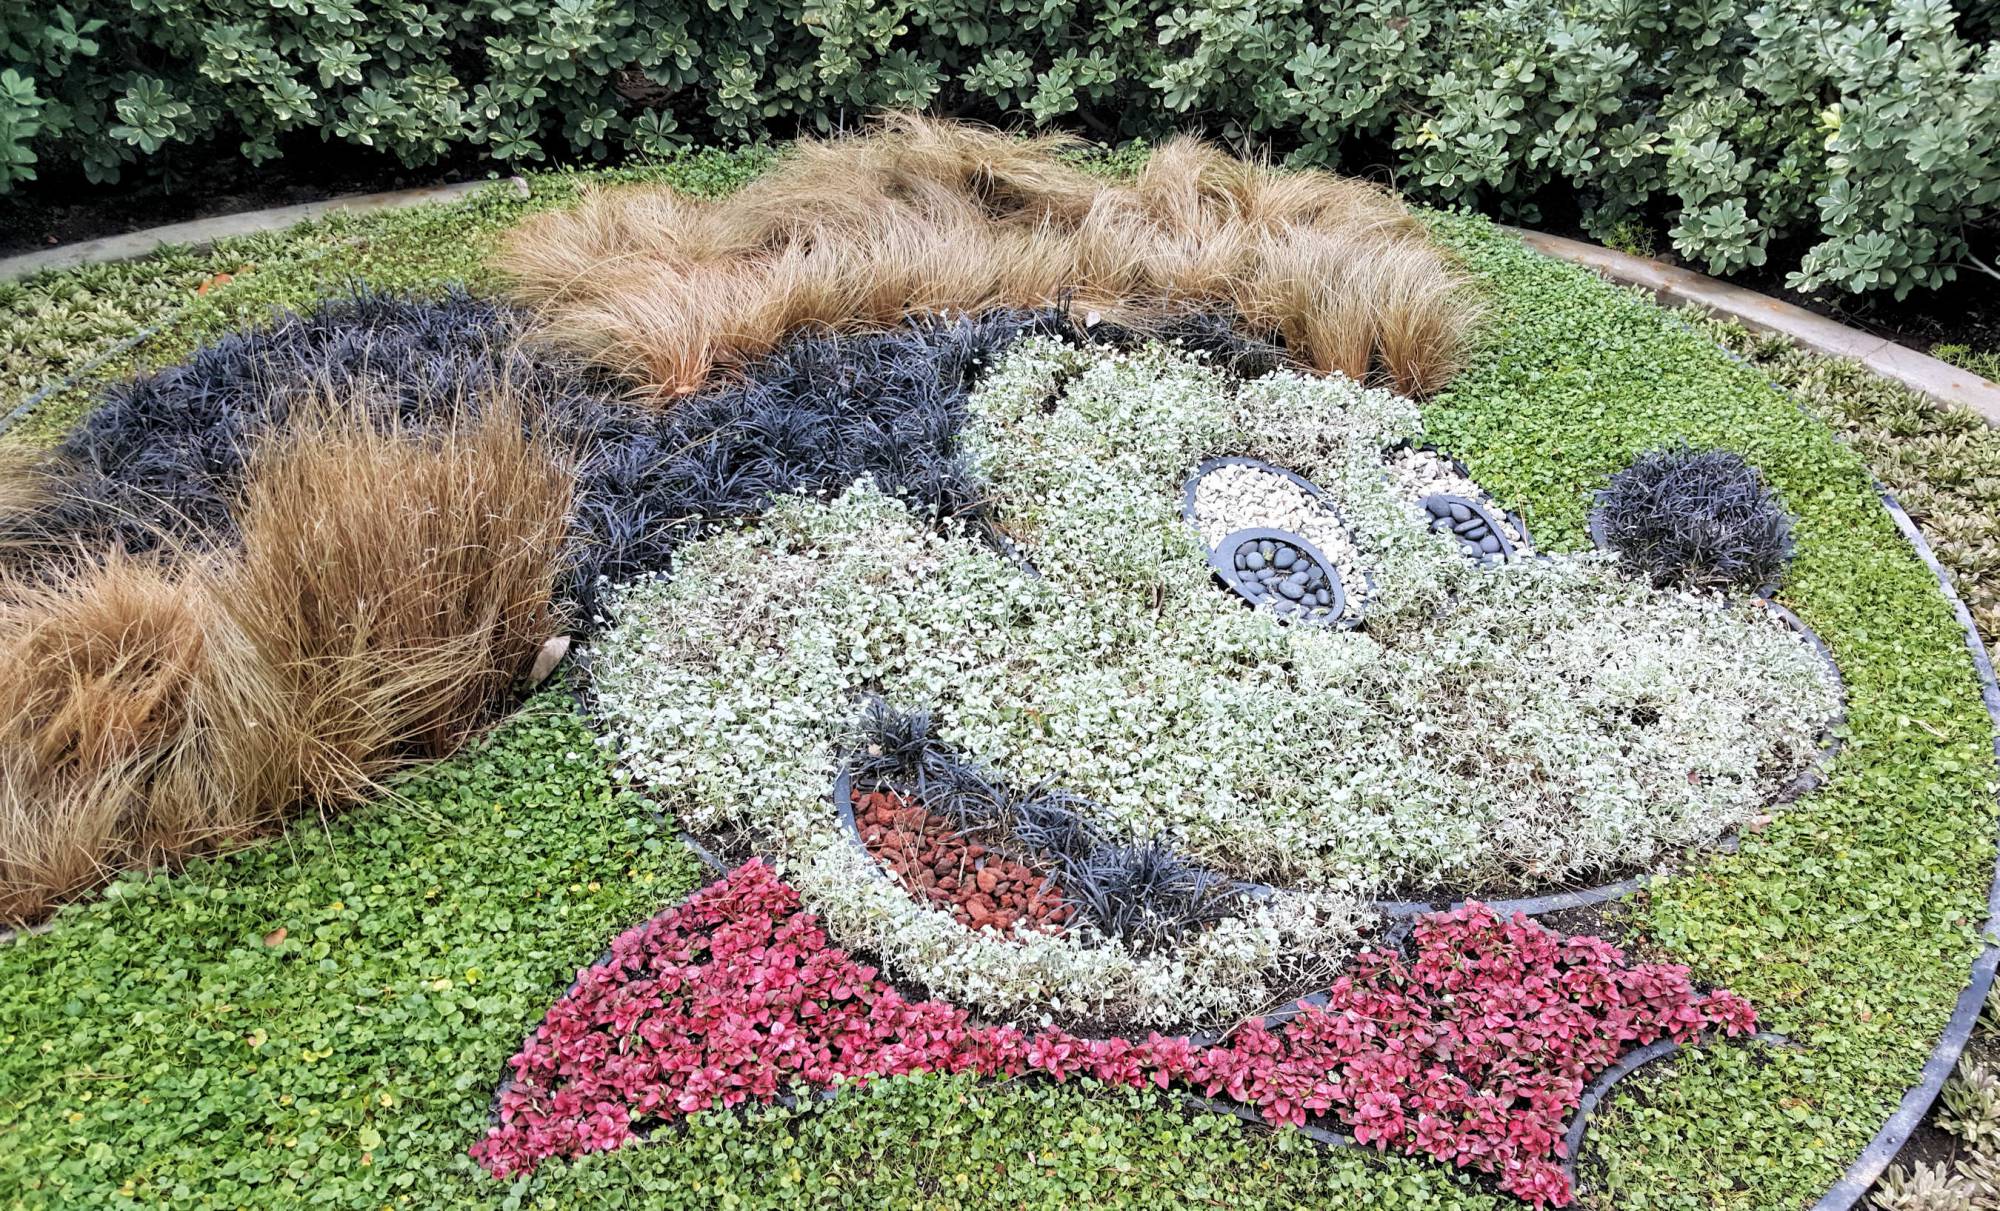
[0, 178, 530, 282]
[1503, 226, 2000, 427]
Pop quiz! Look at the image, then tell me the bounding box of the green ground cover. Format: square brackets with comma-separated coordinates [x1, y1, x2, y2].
[1428, 216, 1996, 1207]
[0, 161, 1993, 1211]
[0, 698, 1509, 1211]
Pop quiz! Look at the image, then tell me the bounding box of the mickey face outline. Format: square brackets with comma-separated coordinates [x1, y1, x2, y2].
[592, 335, 1841, 1031]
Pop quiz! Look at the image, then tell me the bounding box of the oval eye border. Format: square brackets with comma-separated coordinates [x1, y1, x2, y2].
[1381, 441, 1538, 558]
[1207, 526, 1361, 628]
[1420, 491, 1522, 564]
[1179, 455, 1328, 525]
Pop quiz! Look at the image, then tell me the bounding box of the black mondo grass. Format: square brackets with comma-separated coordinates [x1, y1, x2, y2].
[4, 288, 582, 564]
[13, 291, 1270, 627]
[1063, 841, 1247, 953]
[844, 702, 1245, 950]
[1593, 444, 1796, 592]
[847, 700, 1008, 828]
[1010, 788, 1104, 859]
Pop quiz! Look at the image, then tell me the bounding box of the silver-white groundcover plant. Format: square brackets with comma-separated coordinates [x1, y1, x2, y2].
[592, 338, 1840, 1028]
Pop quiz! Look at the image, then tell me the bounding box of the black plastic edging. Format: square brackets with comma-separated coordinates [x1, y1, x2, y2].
[1765, 599, 1848, 806]
[1181, 457, 1378, 602]
[1, 230, 369, 443]
[1176, 343, 1997, 1203]
[535, 348, 1963, 1206]
[487, 847, 1798, 1186]
[1465, 876, 1655, 920]
[1386, 441, 1537, 555]
[1665, 314, 2000, 1205]
[1420, 492, 1520, 563]
[1207, 525, 1359, 628]
[0, 322, 171, 441]
[829, 766, 955, 892]
[1180, 455, 1330, 523]
[1806, 486, 2000, 1211]
[1175, 1090, 1357, 1150]
[491, 761, 1829, 1188]
[831, 764, 1279, 923]
[826, 615, 1841, 1001]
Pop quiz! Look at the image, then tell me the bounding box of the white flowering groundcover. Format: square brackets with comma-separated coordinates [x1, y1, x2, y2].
[592, 338, 1839, 1030]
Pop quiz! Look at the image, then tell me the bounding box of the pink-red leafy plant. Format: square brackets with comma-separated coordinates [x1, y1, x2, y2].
[471, 860, 1753, 1205]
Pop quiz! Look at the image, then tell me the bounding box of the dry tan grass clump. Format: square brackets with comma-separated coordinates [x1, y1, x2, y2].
[0, 553, 288, 920]
[0, 406, 571, 924]
[224, 405, 573, 797]
[499, 113, 1478, 398]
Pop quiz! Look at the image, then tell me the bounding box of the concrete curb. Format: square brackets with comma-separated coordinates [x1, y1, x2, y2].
[0, 177, 530, 282]
[1502, 226, 2000, 427]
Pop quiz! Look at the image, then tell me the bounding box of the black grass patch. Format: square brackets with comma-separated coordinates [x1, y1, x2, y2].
[8, 291, 1281, 625]
[8, 289, 575, 562]
[1593, 444, 1795, 592]
[565, 308, 1075, 618]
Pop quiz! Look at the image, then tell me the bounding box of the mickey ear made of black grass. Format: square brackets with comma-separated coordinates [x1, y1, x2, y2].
[1589, 444, 1795, 595]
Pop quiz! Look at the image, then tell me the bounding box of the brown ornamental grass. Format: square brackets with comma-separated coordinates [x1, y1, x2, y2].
[499, 113, 1479, 399]
[0, 403, 571, 923]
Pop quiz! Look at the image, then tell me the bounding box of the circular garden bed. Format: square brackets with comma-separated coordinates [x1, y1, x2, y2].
[0, 117, 1993, 1211]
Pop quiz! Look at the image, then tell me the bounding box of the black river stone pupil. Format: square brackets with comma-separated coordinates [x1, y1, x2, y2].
[1233, 537, 1338, 619]
[1422, 493, 1514, 565]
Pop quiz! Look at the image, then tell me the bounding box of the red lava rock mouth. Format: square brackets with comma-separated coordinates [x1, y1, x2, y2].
[853, 787, 1076, 936]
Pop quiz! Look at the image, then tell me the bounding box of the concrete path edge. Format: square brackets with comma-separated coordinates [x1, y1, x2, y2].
[1501, 226, 2000, 427]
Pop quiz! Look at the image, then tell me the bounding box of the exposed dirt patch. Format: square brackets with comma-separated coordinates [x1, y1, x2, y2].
[0, 138, 502, 258]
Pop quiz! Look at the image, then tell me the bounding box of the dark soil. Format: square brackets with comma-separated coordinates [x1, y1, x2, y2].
[0, 137, 507, 257]
[1529, 898, 1630, 950]
[1740, 263, 2000, 361]
[1889, 1029, 2000, 1179]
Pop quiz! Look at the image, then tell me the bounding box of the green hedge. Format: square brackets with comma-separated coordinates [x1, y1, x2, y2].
[4, 1, 1997, 298]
